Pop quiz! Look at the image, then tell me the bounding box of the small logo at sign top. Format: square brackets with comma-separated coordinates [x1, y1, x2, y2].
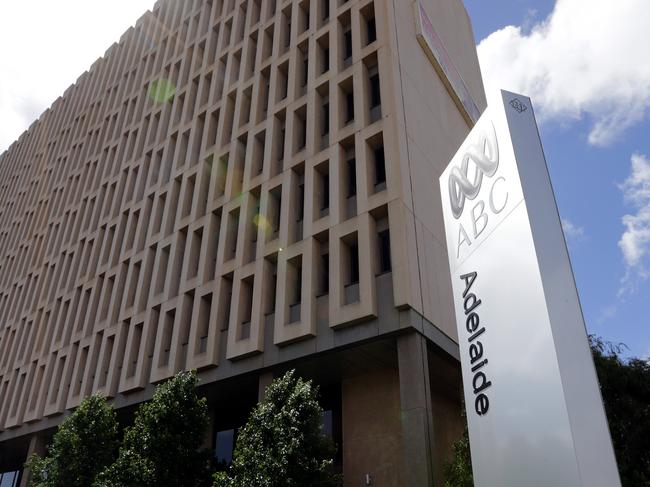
[448, 122, 499, 219]
[509, 98, 527, 113]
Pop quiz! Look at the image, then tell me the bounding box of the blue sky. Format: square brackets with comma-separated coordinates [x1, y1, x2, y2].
[464, 0, 650, 358]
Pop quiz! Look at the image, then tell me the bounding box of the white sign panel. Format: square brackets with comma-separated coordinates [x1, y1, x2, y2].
[439, 91, 621, 486]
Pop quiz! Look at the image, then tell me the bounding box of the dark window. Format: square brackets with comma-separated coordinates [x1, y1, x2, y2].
[346, 92, 354, 123]
[263, 79, 270, 111]
[221, 279, 233, 331]
[321, 253, 329, 294]
[322, 409, 333, 437]
[269, 271, 277, 313]
[370, 72, 381, 108]
[322, 172, 330, 210]
[252, 205, 260, 242]
[279, 127, 285, 160]
[367, 18, 377, 44]
[349, 243, 359, 283]
[322, 102, 330, 135]
[374, 147, 386, 185]
[319, 384, 343, 471]
[344, 30, 353, 60]
[295, 264, 302, 303]
[322, 0, 329, 20]
[299, 117, 306, 149]
[273, 193, 281, 232]
[298, 183, 305, 221]
[280, 73, 288, 99]
[323, 48, 330, 73]
[302, 57, 309, 86]
[215, 429, 235, 468]
[378, 229, 391, 273]
[347, 158, 356, 197]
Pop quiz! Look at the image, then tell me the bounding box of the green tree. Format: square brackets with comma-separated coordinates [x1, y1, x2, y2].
[25, 395, 119, 487]
[590, 336, 650, 486]
[214, 370, 340, 487]
[443, 419, 473, 487]
[443, 336, 650, 487]
[96, 370, 211, 487]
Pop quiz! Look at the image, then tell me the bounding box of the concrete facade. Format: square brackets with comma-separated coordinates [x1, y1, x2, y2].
[0, 0, 485, 485]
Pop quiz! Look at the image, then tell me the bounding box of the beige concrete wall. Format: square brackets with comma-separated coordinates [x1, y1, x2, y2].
[342, 367, 405, 486]
[340, 337, 463, 487]
[382, 0, 487, 340]
[428, 346, 465, 486]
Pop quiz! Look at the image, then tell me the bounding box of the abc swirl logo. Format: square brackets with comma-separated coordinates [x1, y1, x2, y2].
[448, 122, 499, 219]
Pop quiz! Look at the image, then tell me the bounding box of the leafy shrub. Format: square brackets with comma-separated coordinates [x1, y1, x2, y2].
[214, 370, 340, 487]
[26, 395, 119, 487]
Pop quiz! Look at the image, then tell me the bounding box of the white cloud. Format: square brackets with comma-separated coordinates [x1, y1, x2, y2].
[618, 153, 650, 292]
[561, 218, 584, 245]
[477, 0, 650, 146]
[0, 0, 157, 153]
[596, 303, 618, 325]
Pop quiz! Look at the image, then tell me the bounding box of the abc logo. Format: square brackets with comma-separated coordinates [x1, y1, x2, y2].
[447, 122, 509, 257]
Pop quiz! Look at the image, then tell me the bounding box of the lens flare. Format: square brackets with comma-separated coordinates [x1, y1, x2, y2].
[149, 79, 176, 104]
[253, 214, 272, 237]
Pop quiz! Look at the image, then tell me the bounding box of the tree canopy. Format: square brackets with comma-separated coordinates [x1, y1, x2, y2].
[95, 370, 211, 487]
[443, 420, 473, 487]
[214, 370, 340, 487]
[26, 395, 119, 487]
[590, 336, 650, 486]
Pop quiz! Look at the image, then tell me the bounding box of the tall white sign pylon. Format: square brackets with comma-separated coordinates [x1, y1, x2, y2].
[439, 91, 621, 487]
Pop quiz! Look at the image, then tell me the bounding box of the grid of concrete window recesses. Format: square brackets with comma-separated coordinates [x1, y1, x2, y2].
[0, 0, 397, 432]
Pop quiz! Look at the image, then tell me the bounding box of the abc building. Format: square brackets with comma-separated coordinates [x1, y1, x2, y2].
[0, 0, 485, 485]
